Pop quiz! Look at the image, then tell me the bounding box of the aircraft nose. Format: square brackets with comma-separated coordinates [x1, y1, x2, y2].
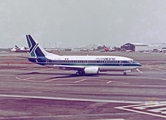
[137, 62, 141, 66]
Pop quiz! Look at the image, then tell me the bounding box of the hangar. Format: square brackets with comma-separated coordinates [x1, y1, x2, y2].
[121, 43, 135, 52]
[121, 43, 149, 52]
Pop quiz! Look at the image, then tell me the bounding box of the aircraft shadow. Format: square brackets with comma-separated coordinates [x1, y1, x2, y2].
[47, 74, 99, 79]
[17, 72, 71, 75]
[17, 72, 99, 79]
[17, 71, 139, 80]
[99, 73, 139, 76]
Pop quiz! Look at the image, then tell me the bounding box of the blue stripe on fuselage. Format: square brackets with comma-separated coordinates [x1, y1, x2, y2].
[28, 57, 47, 65]
[31, 59, 141, 67]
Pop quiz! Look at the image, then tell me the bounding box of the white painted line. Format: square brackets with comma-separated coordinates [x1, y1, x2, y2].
[0, 94, 142, 104]
[44, 78, 59, 82]
[116, 106, 166, 118]
[15, 77, 43, 83]
[95, 118, 124, 120]
[134, 103, 166, 110]
[15, 77, 23, 80]
[74, 79, 87, 83]
[116, 104, 144, 108]
[107, 81, 112, 84]
[0, 115, 73, 119]
[15, 77, 34, 82]
[148, 107, 166, 113]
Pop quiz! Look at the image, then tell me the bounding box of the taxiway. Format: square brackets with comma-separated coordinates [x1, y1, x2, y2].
[0, 52, 166, 120]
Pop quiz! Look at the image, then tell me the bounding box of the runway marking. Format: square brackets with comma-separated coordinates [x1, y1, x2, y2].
[95, 118, 125, 120]
[15, 77, 44, 83]
[0, 115, 73, 119]
[74, 79, 87, 83]
[107, 81, 112, 84]
[116, 103, 166, 119]
[0, 115, 125, 120]
[0, 94, 141, 104]
[44, 78, 59, 82]
[15, 77, 35, 82]
[106, 81, 129, 85]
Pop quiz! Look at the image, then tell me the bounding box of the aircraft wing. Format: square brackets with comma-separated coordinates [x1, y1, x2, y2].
[53, 65, 85, 70]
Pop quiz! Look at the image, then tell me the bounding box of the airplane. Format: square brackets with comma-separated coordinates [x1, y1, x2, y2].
[26, 35, 141, 76]
[11, 45, 29, 53]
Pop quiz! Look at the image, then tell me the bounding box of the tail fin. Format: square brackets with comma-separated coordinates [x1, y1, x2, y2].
[26, 35, 58, 57]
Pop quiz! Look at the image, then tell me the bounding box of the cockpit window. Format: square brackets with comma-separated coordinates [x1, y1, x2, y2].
[128, 60, 134, 63]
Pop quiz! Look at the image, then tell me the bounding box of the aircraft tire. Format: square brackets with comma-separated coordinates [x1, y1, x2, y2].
[123, 71, 127, 76]
[76, 70, 85, 75]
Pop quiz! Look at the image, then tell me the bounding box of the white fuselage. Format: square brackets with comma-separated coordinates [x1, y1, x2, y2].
[43, 55, 141, 71]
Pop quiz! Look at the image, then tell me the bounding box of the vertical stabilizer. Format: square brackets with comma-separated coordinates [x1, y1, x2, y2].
[26, 35, 58, 57]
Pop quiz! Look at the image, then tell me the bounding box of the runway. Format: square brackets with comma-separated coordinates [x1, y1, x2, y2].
[1, 52, 166, 120]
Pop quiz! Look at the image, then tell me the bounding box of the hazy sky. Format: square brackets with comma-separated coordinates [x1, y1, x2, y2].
[0, 0, 166, 48]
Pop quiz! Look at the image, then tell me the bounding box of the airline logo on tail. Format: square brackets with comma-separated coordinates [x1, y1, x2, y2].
[26, 35, 45, 57]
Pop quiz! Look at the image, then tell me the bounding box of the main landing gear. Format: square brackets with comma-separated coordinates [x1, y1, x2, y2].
[76, 70, 85, 75]
[123, 71, 127, 76]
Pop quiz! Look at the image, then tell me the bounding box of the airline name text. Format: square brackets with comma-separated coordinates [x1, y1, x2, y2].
[96, 58, 115, 61]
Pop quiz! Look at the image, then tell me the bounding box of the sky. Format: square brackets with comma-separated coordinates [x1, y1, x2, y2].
[0, 0, 166, 48]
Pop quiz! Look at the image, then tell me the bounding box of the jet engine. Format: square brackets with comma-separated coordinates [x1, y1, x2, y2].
[84, 66, 99, 74]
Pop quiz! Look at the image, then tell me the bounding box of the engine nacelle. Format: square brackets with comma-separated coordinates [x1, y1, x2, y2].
[84, 66, 99, 74]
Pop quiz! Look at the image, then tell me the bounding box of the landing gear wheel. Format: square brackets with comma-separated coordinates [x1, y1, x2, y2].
[123, 71, 127, 76]
[76, 70, 85, 76]
[97, 68, 100, 75]
[76, 72, 80, 75]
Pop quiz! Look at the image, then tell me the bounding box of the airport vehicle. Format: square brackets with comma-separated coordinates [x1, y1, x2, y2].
[26, 35, 141, 75]
[159, 47, 166, 53]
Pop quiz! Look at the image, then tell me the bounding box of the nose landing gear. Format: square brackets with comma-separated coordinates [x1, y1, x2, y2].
[123, 70, 131, 76]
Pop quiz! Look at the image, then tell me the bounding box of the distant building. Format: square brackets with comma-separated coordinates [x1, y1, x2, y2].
[64, 48, 72, 51]
[121, 43, 149, 52]
[132, 43, 149, 52]
[149, 43, 166, 51]
[121, 43, 135, 52]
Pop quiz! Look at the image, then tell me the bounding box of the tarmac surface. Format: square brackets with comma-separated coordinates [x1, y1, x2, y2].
[1, 52, 166, 120]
